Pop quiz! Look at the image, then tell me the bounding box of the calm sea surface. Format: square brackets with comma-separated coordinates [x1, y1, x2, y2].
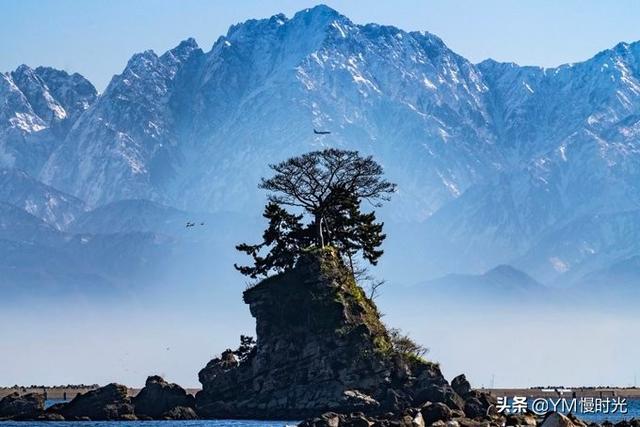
[555, 397, 640, 423]
[1, 399, 636, 426]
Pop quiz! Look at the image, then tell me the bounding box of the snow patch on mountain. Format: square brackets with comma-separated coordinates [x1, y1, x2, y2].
[0, 65, 97, 174]
[2, 5, 640, 287]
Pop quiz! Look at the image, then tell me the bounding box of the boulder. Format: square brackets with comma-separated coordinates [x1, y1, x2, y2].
[463, 397, 484, 419]
[298, 403, 507, 427]
[505, 412, 537, 426]
[162, 405, 199, 420]
[133, 375, 195, 418]
[54, 383, 135, 421]
[38, 412, 66, 421]
[0, 392, 45, 420]
[197, 349, 238, 386]
[321, 412, 343, 427]
[451, 375, 472, 398]
[456, 418, 491, 427]
[421, 402, 453, 425]
[344, 414, 374, 427]
[462, 391, 497, 419]
[414, 383, 464, 411]
[451, 409, 466, 419]
[410, 411, 425, 427]
[567, 413, 588, 427]
[299, 412, 345, 427]
[541, 412, 579, 427]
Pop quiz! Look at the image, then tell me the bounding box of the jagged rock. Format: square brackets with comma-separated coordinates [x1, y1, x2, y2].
[411, 363, 464, 411]
[421, 402, 452, 425]
[323, 412, 343, 427]
[505, 412, 537, 426]
[451, 409, 466, 418]
[462, 391, 497, 419]
[414, 383, 464, 411]
[299, 412, 345, 427]
[45, 402, 66, 414]
[196, 251, 449, 419]
[0, 392, 45, 420]
[38, 412, 66, 421]
[444, 375, 497, 420]
[463, 397, 484, 419]
[456, 418, 491, 427]
[344, 414, 373, 427]
[198, 349, 239, 386]
[53, 383, 135, 421]
[541, 412, 579, 427]
[299, 405, 508, 427]
[119, 413, 138, 421]
[381, 388, 414, 413]
[567, 413, 588, 427]
[133, 375, 194, 418]
[410, 411, 425, 427]
[451, 375, 472, 397]
[162, 406, 199, 420]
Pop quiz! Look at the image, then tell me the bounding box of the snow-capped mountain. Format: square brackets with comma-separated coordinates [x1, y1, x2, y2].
[0, 168, 85, 229]
[40, 40, 203, 206]
[2, 5, 640, 290]
[0, 65, 96, 175]
[39, 5, 501, 217]
[419, 42, 640, 281]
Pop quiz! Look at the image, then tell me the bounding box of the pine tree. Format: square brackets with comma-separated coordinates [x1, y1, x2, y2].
[235, 202, 312, 278]
[235, 149, 395, 278]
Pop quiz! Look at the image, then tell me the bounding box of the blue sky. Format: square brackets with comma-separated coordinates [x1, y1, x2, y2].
[3, 0, 640, 91]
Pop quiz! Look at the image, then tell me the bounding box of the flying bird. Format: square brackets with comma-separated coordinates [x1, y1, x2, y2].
[186, 222, 195, 228]
[313, 129, 331, 135]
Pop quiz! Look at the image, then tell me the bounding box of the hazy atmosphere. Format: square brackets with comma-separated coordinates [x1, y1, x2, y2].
[1, 1, 640, 395]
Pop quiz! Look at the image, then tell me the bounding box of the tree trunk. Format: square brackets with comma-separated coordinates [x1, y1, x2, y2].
[315, 214, 325, 247]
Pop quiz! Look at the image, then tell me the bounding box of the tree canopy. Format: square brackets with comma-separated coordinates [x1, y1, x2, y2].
[235, 148, 396, 278]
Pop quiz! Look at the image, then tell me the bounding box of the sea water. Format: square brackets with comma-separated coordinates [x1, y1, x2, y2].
[0, 421, 297, 427]
[563, 397, 640, 423]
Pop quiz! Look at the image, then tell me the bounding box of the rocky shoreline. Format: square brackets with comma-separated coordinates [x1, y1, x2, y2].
[0, 376, 197, 421]
[299, 409, 640, 427]
[1, 252, 638, 426]
[2, 377, 638, 425]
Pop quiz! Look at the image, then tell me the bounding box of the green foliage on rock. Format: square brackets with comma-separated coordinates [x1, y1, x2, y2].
[388, 328, 429, 363]
[198, 248, 445, 419]
[235, 149, 395, 278]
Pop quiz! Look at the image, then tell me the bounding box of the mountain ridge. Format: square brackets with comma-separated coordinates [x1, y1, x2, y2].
[1, 4, 639, 289]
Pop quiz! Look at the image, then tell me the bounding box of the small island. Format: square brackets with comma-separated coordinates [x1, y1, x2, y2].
[0, 150, 629, 427]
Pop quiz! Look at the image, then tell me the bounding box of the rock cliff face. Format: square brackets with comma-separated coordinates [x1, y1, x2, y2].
[55, 383, 135, 421]
[133, 375, 195, 419]
[33, 377, 196, 421]
[0, 392, 44, 420]
[196, 250, 458, 419]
